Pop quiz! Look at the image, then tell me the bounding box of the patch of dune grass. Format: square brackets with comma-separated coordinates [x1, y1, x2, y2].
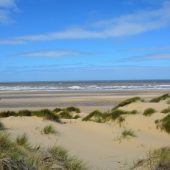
[73, 115, 80, 119]
[161, 107, 170, 114]
[0, 122, 4, 130]
[121, 129, 136, 139]
[113, 97, 142, 109]
[82, 110, 108, 123]
[32, 109, 61, 122]
[150, 93, 170, 103]
[16, 133, 29, 147]
[66, 106, 81, 113]
[0, 111, 16, 117]
[17, 110, 32, 116]
[43, 125, 56, 134]
[53, 108, 62, 113]
[156, 114, 170, 133]
[143, 108, 156, 116]
[109, 109, 137, 120]
[167, 99, 170, 104]
[117, 116, 125, 127]
[49, 146, 87, 170]
[0, 132, 87, 170]
[59, 110, 73, 119]
[131, 147, 170, 170]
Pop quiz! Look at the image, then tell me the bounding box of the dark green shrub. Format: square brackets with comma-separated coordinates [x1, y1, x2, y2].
[53, 108, 62, 113]
[66, 106, 81, 113]
[59, 111, 73, 119]
[17, 110, 32, 116]
[73, 115, 80, 119]
[150, 94, 170, 103]
[82, 110, 106, 123]
[113, 97, 142, 109]
[0, 122, 4, 130]
[33, 109, 60, 122]
[143, 108, 156, 116]
[156, 114, 170, 133]
[0, 111, 16, 117]
[161, 107, 170, 114]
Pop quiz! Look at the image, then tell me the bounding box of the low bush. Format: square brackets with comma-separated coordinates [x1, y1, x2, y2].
[161, 107, 170, 114]
[82, 110, 107, 123]
[66, 106, 81, 113]
[33, 109, 60, 122]
[59, 110, 73, 119]
[17, 110, 32, 116]
[113, 97, 142, 109]
[43, 125, 56, 134]
[0, 111, 16, 117]
[156, 114, 170, 133]
[150, 93, 170, 103]
[0, 122, 4, 130]
[53, 108, 62, 113]
[73, 115, 80, 119]
[49, 146, 87, 170]
[131, 147, 170, 170]
[16, 134, 29, 147]
[143, 108, 156, 116]
[121, 129, 136, 139]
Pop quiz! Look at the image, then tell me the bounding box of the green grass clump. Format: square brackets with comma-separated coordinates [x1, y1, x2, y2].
[82, 110, 107, 123]
[16, 134, 29, 147]
[59, 110, 73, 119]
[66, 106, 81, 113]
[73, 115, 80, 119]
[113, 97, 142, 109]
[143, 108, 156, 116]
[49, 146, 87, 170]
[161, 107, 170, 114]
[17, 110, 32, 116]
[150, 93, 170, 103]
[33, 109, 60, 122]
[121, 129, 136, 139]
[117, 116, 125, 127]
[131, 147, 170, 170]
[109, 109, 137, 120]
[43, 125, 56, 134]
[53, 108, 62, 113]
[0, 122, 4, 130]
[0, 111, 16, 117]
[156, 114, 170, 133]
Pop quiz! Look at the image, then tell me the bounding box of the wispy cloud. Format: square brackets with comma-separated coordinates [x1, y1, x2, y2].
[16, 50, 82, 58]
[122, 53, 170, 62]
[1, 1, 170, 44]
[0, 0, 17, 23]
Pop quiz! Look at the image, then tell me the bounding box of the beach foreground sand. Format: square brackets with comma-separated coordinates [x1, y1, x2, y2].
[0, 90, 170, 170]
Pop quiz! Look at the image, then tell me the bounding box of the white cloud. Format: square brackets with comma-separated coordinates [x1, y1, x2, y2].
[0, 1, 170, 44]
[16, 50, 81, 58]
[0, 0, 17, 23]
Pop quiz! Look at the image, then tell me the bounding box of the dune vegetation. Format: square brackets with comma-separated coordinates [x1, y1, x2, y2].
[156, 114, 170, 133]
[143, 108, 156, 116]
[131, 147, 170, 170]
[150, 93, 170, 103]
[0, 127, 87, 170]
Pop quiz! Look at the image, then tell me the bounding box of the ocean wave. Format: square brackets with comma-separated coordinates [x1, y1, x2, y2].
[0, 82, 170, 92]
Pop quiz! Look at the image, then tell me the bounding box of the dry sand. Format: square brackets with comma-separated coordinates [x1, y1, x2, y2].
[0, 90, 170, 170]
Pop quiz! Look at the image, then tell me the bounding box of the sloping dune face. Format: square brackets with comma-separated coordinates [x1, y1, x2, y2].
[1, 107, 170, 170]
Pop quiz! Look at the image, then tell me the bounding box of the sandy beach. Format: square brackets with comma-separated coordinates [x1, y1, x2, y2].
[0, 90, 170, 169]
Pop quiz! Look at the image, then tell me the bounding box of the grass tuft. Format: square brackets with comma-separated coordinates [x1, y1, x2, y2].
[113, 97, 142, 109]
[43, 125, 56, 134]
[59, 110, 73, 119]
[66, 106, 81, 113]
[143, 108, 156, 116]
[150, 93, 170, 103]
[156, 114, 170, 133]
[0, 122, 5, 130]
[161, 107, 170, 114]
[121, 129, 136, 139]
[16, 134, 29, 147]
[17, 110, 32, 116]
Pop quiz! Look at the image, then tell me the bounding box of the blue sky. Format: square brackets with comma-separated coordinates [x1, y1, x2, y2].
[0, 0, 170, 81]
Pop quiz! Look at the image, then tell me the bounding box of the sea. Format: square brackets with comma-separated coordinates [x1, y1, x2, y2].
[0, 80, 170, 92]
